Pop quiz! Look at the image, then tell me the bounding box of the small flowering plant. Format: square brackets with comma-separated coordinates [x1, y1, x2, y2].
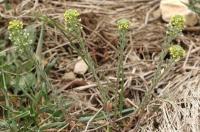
[117, 18, 130, 113]
[63, 9, 108, 102]
[64, 9, 82, 35]
[8, 20, 33, 53]
[63, 9, 89, 64]
[63, 9, 86, 54]
[117, 19, 130, 31]
[166, 15, 185, 41]
[155, 15, 186, 86]
[0, 19, 60, 131]
[134, 15, 186, 122]
[166, 15, 186, 61]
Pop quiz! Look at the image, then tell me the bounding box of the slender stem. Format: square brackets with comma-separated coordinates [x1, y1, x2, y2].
[1, 71, 10, 118]
[117, 30, 126, 114]
[67, 24, 109, 103]
[42, 15, 108, 102]
[129, 32, 177, 128]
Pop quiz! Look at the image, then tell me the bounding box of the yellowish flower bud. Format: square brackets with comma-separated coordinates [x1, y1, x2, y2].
[117, 19, 130, 30]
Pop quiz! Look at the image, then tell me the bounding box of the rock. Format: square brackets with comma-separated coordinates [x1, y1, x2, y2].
[74, 57, 88, 75]
[160, 0, 199, 26]
[62, 72, 76, 81]
[152, 9, 161, 19]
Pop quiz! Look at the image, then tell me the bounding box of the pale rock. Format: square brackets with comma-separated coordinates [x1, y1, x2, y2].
[160, 0, 199, 26]
[152, 9, 161, 19]
[62, 72, 76, 81]
[74, 57, 88, 75]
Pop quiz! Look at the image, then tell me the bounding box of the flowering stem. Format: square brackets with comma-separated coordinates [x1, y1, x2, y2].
[51, 9, 109, 103]
[116, 18, 130, 114]
[72, 27, 108, 103]
[127, 15, 186, 129]
[117, 30, 127, 114]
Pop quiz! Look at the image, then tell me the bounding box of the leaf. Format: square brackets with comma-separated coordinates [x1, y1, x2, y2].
[24, 24, 36, 46]
[36, 23, 44, 59]
[18, 73, 36, 89]
[21, 59, 35, 72]
[25, 73, 36, 87]
[39, 122, 66, 130]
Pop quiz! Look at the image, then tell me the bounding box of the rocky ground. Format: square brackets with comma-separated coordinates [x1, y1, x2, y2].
[0, 0, 200, 131]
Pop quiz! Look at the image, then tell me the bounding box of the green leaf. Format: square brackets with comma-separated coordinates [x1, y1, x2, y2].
[24, 25, 37, 46]
[19, 73, 36, 89]
[39, 122, 66, 130]
[21, 59, 35, 72]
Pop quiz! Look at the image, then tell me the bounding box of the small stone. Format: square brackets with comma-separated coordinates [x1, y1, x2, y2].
[62, 72, 76, 81]
[160, 0, 199, 26]
[74, 57, 88, 75]
[152, 9, 161, 19]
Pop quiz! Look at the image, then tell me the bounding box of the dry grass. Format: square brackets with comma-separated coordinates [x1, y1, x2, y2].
[0, 0, 200, 131]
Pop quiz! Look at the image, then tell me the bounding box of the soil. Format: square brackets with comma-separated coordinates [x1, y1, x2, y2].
[0, 0, 200, 131]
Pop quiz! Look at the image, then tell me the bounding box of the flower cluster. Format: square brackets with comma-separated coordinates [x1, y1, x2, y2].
[8, 20, 23, 31]
[64, 9, 80, 23]
[169, 45, 185, 61]
[167, 15, 185, 37]
[8, 20, 32, 53]
[64, 9, 81, 33]
[170, 15, 185, 31]
[117, 19, 130, 30]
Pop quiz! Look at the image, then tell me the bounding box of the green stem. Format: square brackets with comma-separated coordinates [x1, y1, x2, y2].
[79, 108, 134, 122]
[1, 71, 10, 118]
[117, 30, 127, 114]
[41, 15, 108, 102]
[134, 33, 176, 117]
[70, 26, 108, 103]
